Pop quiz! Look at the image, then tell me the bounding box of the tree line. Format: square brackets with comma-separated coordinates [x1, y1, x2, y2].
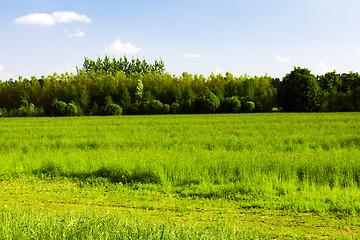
[0, 56, 359, 117]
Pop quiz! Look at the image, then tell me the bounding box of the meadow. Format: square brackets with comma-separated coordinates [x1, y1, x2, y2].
[0, 112, 360, 239]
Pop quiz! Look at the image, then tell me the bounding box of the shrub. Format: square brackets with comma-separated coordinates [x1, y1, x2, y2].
[149, 100, 164, 114]
[51, 100, 67, 116]
[8, 109, 17, 117]
[138, 100, 167, 115]
[15, 101, 36, 117]
[181, 99, 196, 114]
[196, 89, 220, 113]
[102, 103, 122, 116]
[243, 101, 256, 113]
[170, 102, 181, 114]
[0, 108, 8, 117]
[90, 103, 101, 116]
[34, 107, 46, 117]
[66, 103, 79, 116]
[17, 106, 30, 117]
[221, 96, 242, 113]
[163, 104, 170, 114]
[129, 101, 141, 115]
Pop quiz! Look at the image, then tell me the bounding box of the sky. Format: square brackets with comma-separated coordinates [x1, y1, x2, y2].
[1, 0, 360, 80]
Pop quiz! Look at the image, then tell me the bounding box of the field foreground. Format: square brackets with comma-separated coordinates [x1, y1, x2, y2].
[0, 113, 360, 239]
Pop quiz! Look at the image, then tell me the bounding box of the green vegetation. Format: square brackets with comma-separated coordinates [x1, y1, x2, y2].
[1, 57, 359, 117]
[81, 55, 165, 76]
[278, 67, 321, 112]
[0, 207, 243, 239]
[0, 113, 360, 238]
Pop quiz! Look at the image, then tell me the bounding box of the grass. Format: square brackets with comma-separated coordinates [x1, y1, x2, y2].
[1, 178, 359, 239]
[0, 112, 360, 238]
[0, 209, 244, 239]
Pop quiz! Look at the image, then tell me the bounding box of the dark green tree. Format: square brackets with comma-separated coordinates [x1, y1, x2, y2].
[278, 67, 321, 112]
[195, 88, 220, 113]
[318, 70, 341, 92]
[180, 86, 196, 114]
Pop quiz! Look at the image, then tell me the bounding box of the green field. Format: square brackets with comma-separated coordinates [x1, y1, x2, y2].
[1, 113, 360, 239]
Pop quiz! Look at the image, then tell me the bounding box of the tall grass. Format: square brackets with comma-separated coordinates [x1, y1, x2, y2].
[0, 113, 359, 212]
[0, 209, 247, 240]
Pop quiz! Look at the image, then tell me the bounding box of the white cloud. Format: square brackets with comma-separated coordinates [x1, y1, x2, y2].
[185, 53, 203, 59]
[104, 39, 141, 55]
[15, 11, 91, 25]
[345, 53, 351, 57]
[15, 13, 55, 25]
[274, 55, 292, 63]
[64, 29, 85, 38]
[52, 11, 91, 24]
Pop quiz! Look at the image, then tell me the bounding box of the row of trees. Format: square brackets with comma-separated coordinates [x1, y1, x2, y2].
[80, 55, 165, 76]
[277, 67, 360, 112]
[0, 56, 359, 117]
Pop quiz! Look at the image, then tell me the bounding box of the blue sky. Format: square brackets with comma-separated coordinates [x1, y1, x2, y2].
[1, 0, 360, 80]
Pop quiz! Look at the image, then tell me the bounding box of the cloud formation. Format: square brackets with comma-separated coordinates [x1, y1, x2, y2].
[15, 11, 91, 25]
[274, 55, 291, 63]
[104, 39, 141, 55]
[64, 29, 85, 38]
[185, 53, 203, 59]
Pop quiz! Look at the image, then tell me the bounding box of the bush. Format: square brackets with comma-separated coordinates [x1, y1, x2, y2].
[5, 103, 45, 118]
[90, 103, 101, 116]
[181, 99, 196, 114]
[34, 107, 46, 117]
[170, 102, 181, 114]
[65, 103, 79, 116]
[243, 101, 256, 113]
[8, 109, 18, 117]
[221, 96, 242, 113]
[129, 102, 141, 115]
[17, 106, 30, 117]
[137, 100, 167, 115]
[51, 100, 67, 116]
[163, 104, 170, 114]
[13, 101, 36, 117]
[196, 89, 220, 113]
[149, 100, 164, 114]
[0, 108, 8, 117]
[102, 103, 122, 116]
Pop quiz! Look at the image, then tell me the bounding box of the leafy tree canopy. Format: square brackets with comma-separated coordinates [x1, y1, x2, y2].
[278, 67, 321, 112]
[78, 55, 165, 76]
